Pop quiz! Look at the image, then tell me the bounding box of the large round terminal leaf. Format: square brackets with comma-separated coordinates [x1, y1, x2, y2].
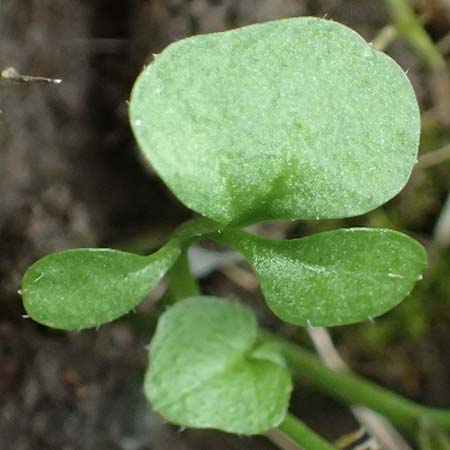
[22, 243, 181, 330]
[215, 229, 427, 326]
[146, 296, 292, 434]
[130, 17, 420, 225]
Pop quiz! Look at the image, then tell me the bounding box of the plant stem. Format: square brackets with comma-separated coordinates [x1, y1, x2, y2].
[157, 216, 224, 304]
[434, 192, 450, 249]
[384, 0, 444, 67]
[372, 24, 397, 51]
[277, 413, 336, 450]
[111, 217, 223, 255]
[262, 331, 450, 434]
[384, 0, 450, 125]
[418, 419, 450, 450]
[266, 428, 303, 450]
[165, 247, 199, 303]
[306, 327, 413, 450]
[172, 216, 224, 242]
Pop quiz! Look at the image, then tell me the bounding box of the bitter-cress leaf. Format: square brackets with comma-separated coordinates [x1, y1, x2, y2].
[22, 243, 181, 329]
[146, 296, 292, 434]
[130, 17, 419, 225]
[214, 228, 427, 326]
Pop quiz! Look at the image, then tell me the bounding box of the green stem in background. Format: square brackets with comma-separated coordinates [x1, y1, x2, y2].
[372, 24, 398, 51]
[164, 247, 199, 303]
[417, 418, 450, 450]
[384, 0, 450, 125]
[277, 413, 337, 450]
[163, 216, 223, 303]
[384, 0, 444, 67]
[265, 332, 450, 434]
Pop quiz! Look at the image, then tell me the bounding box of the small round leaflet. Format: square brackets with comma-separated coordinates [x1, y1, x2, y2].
[146, 296, 292, 434]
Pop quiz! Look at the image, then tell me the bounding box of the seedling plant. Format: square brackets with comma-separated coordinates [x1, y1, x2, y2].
[20, 17, 450, 449]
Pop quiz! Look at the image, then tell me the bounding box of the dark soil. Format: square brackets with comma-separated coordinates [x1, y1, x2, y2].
[1, 1, 449, 449]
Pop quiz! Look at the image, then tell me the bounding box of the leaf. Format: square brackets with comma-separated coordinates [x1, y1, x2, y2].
[214, 228, 427, 326]
[21, 242, 181, 330]
[146, 296, 292, 434]
[130, 17, 420, 225]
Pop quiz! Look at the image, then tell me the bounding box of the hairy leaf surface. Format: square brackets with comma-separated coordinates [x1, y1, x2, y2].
[130, 17, 419, 225]
[146, 296, 292, 434]
[215, 229, 427, 326]
[22, 243, 181, 329]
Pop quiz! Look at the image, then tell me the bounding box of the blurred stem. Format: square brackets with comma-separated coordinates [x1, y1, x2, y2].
[163, 216, 224, 302]
[418, 419, 450, 450]
[372, 24, 398, 50]
[433, 193, 450, 249]
[384, 0, 444, 66]
[266, 428, 303, 450]
[418, 143, 450, 169]
[384, 0, 450, 125]
[261, 331, 450, 434]
[165, 247, 199, 303]
[277, 413, 337, 450]
[437, 433, 450, 450]
[306, 327, 413, 450]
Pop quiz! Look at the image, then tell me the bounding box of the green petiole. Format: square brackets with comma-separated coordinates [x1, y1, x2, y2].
[262, 331, 450, 434]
